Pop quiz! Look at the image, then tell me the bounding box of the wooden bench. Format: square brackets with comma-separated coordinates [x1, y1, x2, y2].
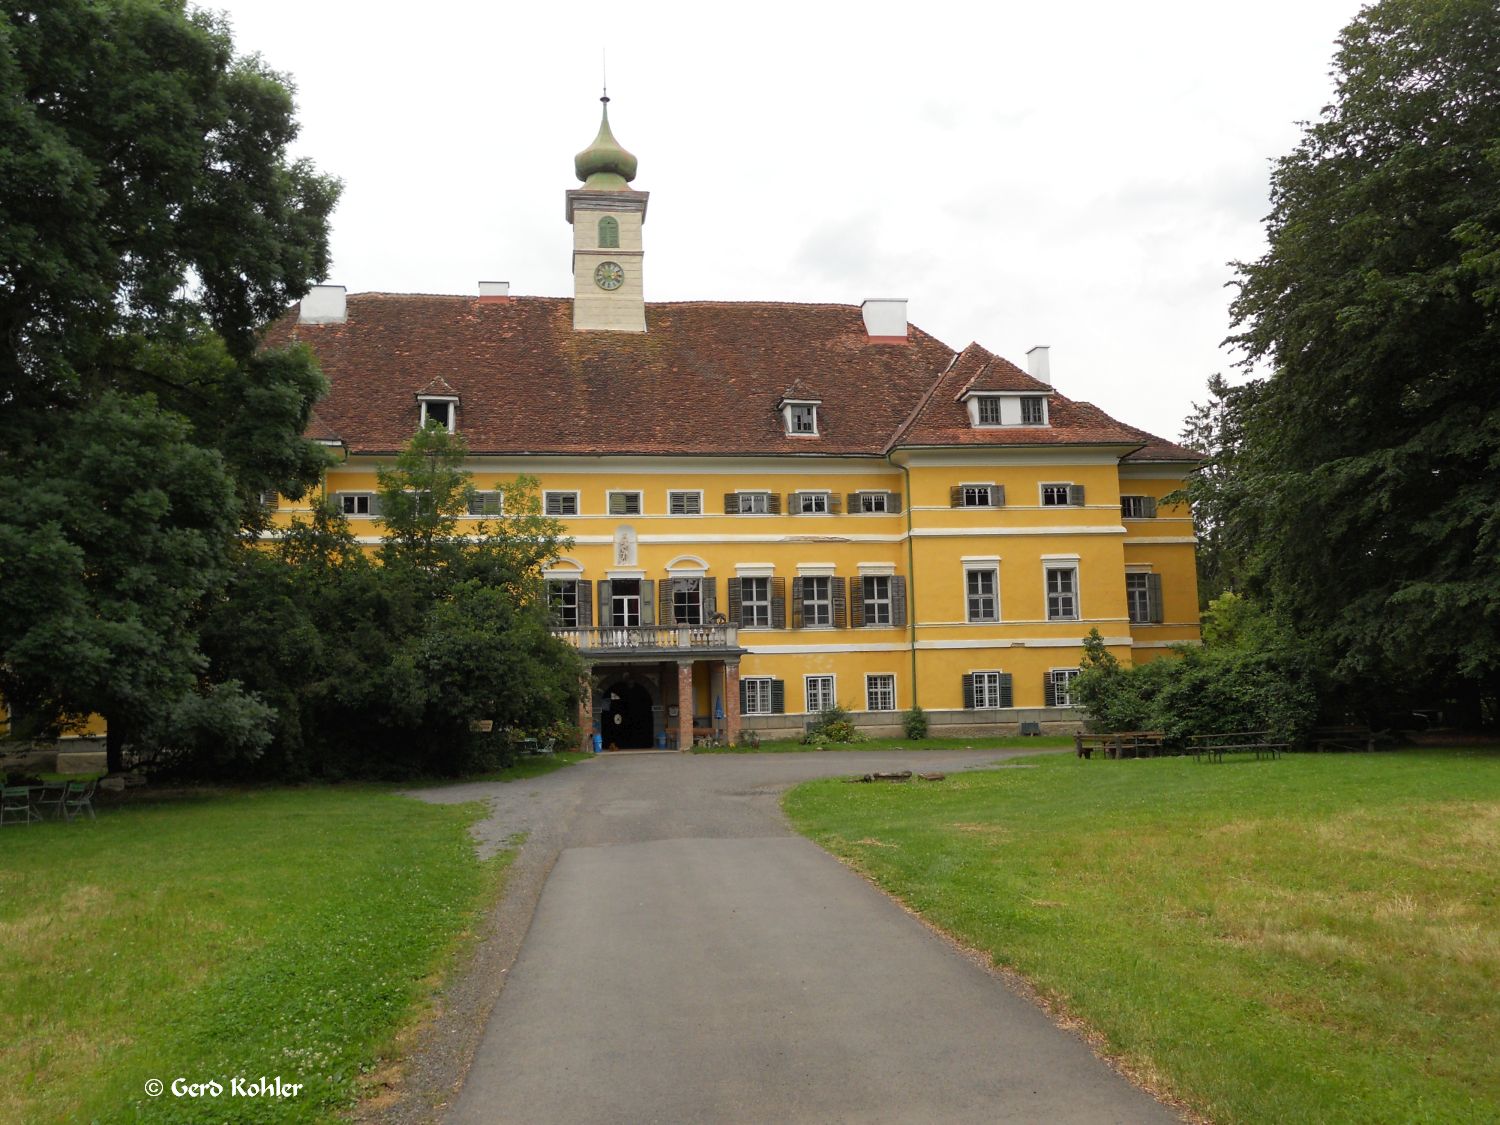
[1187, 731, 1288, 763]
[1309, 725, 1376, 753]
[1074, 731, 1167, 760]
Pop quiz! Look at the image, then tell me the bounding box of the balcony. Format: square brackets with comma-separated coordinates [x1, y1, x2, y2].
[553, 624, 744, 661]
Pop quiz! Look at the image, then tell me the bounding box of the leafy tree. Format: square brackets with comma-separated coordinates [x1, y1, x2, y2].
[0, 2, 339, 766]
[1222, 0, 1500, 720]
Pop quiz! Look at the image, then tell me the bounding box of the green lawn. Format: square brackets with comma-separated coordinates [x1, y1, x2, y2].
[0, 785, 512, 1123]
[693, 735, 1074, 754]
[785, 749, 1500, 1124]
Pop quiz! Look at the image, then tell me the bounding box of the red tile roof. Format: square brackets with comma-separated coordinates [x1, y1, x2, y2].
[265, 294, 1195, 461]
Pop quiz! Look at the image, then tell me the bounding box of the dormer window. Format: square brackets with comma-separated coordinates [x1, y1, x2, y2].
[417, 395, 458, 433]
[1020, 396, 1045, 425]
[964, 391, 1050, 428]
[791, 404, 817, 434]
[977, 397, 1003, 425]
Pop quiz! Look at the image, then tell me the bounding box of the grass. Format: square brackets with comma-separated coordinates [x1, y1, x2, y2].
[692, 735, 1074, 754]
[784, 749, 1500, 1124]
[406, 750, 593, 786]
[0, 785, 510, 1123]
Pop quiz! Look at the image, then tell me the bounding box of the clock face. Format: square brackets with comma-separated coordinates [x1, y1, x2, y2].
[594, 261, 625, 291]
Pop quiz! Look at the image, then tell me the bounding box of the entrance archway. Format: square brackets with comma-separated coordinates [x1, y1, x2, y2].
[601, 680, 655, 749]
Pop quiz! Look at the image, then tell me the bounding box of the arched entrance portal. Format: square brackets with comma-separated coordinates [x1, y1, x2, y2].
[601, 681, 655, 749]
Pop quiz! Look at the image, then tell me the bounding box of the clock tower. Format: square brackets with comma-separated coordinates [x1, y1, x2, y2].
[567, 96, 648, 332]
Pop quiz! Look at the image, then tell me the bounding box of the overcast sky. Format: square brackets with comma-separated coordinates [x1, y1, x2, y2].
[217, 0, 1361, 443]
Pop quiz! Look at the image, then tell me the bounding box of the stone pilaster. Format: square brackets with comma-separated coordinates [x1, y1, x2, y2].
[724, 660, 741, 747]
[677, 661, 695, 752]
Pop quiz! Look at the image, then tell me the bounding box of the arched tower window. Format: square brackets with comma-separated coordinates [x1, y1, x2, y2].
[598, 216, 619, 248]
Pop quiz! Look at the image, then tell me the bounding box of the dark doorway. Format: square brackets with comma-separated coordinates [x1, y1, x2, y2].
[601, 681, 655, 749]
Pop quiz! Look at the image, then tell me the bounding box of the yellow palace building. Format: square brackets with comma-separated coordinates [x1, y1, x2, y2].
[265, 100, 1202, 751]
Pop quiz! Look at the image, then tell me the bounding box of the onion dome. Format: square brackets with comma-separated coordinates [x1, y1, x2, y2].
[574, 96, 638, 190]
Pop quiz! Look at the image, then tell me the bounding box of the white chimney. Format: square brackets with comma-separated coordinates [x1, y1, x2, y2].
[299, 284, 346, 325]
[861, 298, 908, 340]
[1026, 344, 1051, 384]
[478, 280, 510, 300]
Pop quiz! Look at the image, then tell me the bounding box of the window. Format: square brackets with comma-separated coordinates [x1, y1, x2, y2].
[668, 491, 702, 516]
[419, 398, 456, 432]
[972, 671, 1004, 709]
[958, 484, 995, 508]
[547, 580, 579, 627]
[467, 490, 504, 516]
[789, 404, 818, 434]
[672, 579, 702, 626]
[735, 491, 771, 515]
[598, 215, 619, 248]
[545, 491, 579, 516]
[1041, 484, 1072, 507]
[798, 492, 829, 514]
[803, 576, 832, 626]
[744, 677, 774, 716]
[608, 491, 642, 516]
[1049, 668, 1080, 708]
[965, 568, 998, 623]
[340, 493, 373, 517]
[1126, 573, 1151, 624]
[858, 492, 890, 513]
[1020, 396, 1045, 425]
[1046, 565, 1079, 620]
[866, 674, 896, 712]
[741, 577, 771, 627]
[610, 580, 641, 628]
[257, 490, 279, 511]
[1121, 495, 1157, 519]
[806, 675, 836, 714]
[861, 576, 892, 626]
[977, 396, 1003, 425]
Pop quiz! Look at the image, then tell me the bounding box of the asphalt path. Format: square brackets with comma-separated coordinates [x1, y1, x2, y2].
[416, 750, 1178, 1125]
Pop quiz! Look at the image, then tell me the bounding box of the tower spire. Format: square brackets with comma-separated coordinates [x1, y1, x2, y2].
[574, 92, 637, 191]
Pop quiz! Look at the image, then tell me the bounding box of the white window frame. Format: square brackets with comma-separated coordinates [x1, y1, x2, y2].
[786, 402, 819, 436]
[735, 490, 771, 515]
[1040, 483, 1073, 507]
[544, 491, 579, 516]
[339, 492, 374, 518]
[418, 396, 458, 433]
[857, 491, 890, 513]
[797, 491, 830, 515]
[607, 490, 643, 516]
[805, 675, 836, 714]
[965, 566, 999, 623]
[743, 677, 775, 716]
[960, 484, 995, 508]
[972, 670, 1004, 709]
[1045, 564, 1080, 621]
[741, 576, 772, 628]
[861, 575, 893, 627]
[865, 673, 896, 713]
[667, 490, 703, 516]
[976, 396, 1004, 425]
[803, 575, 833, 627]
[1121, 495, 1154, 519]
[1126, 572, 1152, 624]
[547, 579, 580, 628]
[671, 578, 703, 626]
[1050, 668, 1081, 708]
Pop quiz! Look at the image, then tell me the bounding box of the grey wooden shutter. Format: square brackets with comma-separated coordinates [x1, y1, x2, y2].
[828, 493, 842, 514]
[962, 674, 975, 710]
[790, 578, 804, 630]
[832, 577, 848, 628]
[331, 491, 348, 513]
[369, 493, 385, 517]
[890, 576, 908, 628]
[1147, 573, 1165, 624]
[739, 678, 748, 715]
[950, 485, 963, 507]
[659, 581, 673, 625]
[702, 577, 717, 620]
[724, 492, 740, 515]
[993, 485, 1005, 508]
[770, 577, 787, 629]
[850, 577, 865, 628]
[1043, 673, 1057, 707]
[577, 580, 593, 627]
[787, 492, 802, 513]
[999, 673, 1014, 708]
[1143, 495, 1158, 518]
[640, 580, 655, 626]
[727, 578, 742, 626]
[598, 580, 612, 627]
[1067, 484, 1086, 506]
[771, 680, 785, 714]
[846, 492, 859, 513]
[889, 493, 902, 514]
[608, 492, 624, 515]
[766, 492, 781, 515]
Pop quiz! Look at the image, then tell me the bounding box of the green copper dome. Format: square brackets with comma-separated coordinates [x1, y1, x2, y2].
[574, 97, 638, 190]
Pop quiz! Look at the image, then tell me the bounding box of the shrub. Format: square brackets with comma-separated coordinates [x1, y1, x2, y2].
[802, 704, 864, 745]
[902, 705, 929, 740]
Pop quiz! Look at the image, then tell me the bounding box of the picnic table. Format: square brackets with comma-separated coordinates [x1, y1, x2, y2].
[1074, 731, 1167, 759]
[1187, 731, 1288, 763]
[1309, 725, 1376, 752]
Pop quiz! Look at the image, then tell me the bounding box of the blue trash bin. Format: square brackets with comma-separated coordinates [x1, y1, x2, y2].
[656, 731, 667, 749]
[591, 732, 603, 754]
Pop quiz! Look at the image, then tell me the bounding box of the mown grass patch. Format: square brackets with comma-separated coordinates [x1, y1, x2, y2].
[0, 786, 507, 1123]
[784, 749, 1500, 1124]
[693, 735, 1074, 754]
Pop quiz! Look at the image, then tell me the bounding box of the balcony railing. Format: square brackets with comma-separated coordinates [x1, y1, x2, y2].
[553, 624, 740, 654]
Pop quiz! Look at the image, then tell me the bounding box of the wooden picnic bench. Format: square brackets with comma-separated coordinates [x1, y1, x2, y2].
[1187, 731, 1287, 763]
[1074, 731, 1167, 760]
[1309, 725, 1376, 753]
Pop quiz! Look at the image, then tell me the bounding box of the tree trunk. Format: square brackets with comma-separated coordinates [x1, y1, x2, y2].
[106, 717, 126, 774]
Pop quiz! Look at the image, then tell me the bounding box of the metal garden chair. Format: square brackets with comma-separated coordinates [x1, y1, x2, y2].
[1, 786, 41, 826]
[62, 780, 97, 822]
